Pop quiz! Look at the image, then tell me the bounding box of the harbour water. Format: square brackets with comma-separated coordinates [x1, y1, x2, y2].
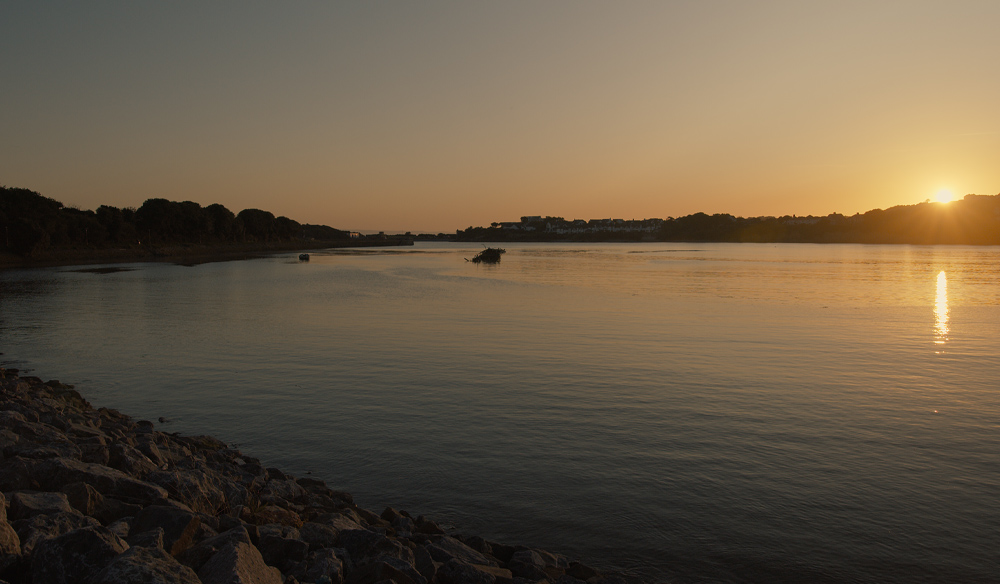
[1, 242, 998, 583]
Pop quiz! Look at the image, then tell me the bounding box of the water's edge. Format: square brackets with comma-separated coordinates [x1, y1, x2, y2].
[0, 367, 649, 584]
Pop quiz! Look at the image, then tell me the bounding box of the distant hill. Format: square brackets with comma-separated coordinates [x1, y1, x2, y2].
[0, 186, 349, 258]
[456, 194, 1000, 245]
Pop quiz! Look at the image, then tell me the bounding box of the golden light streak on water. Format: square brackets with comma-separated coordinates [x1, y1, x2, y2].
[934, 270, 949, 346]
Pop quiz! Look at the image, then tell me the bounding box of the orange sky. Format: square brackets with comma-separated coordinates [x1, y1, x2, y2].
[2, 2, 999, 233]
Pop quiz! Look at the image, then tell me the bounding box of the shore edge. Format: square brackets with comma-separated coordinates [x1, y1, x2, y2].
[0, 368, 652, 584]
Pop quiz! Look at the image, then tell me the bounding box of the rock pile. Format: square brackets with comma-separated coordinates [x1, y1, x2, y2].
[0, 369, 648, 584]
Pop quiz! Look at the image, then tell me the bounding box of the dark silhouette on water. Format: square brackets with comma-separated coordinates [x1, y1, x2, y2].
[0, 186, 413, 268]
[468, 247, 506, 264]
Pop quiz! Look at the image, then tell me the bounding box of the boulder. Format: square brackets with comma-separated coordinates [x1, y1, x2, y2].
[249, 505, 303, 528]
[359, 555, 428, 584]
[413, 516, 445, 536]
[299, 522, 343, 552]
[261, 478, 308, 505]
[90, 544, 202, 584]
[108, 442, 159, 477]
[8, 456, 169, 504]
[288, 548, 346, 584]
[147, 469, 227, 515]
[312, 512, 363, 533]
[337, 529, 414, 565]
[197, 541, 282, 584]
[130, 505, 202, 556]
[426, 536, 497, 567]
[93, 497, 143, 525]
[30, 525, 129, 584]
[76, 435, 111, 465]
[106, 517, 133, 539]
[62, 481, 104, 515]
[437, 559, 508, 584]
[14, 511, 101, 555]
[8, 491, 76, 521]
[180, 435, 228, 453]
[257, 524, 308, 569]
[566, 562, 601, 581]
[508, 550, 548, 581]
[177, 525, 253, 572]
[412, 544, 436, 582]
[1, 418, 82, 460]
[128, 526, 166, 550]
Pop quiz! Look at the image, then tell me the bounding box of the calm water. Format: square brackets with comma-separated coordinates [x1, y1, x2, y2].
[1, 242, 998, 583]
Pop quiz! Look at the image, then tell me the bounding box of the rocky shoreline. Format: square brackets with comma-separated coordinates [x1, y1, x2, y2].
[0, 369, 651, 584]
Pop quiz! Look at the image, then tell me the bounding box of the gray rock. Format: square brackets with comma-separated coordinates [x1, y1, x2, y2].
[198, 541, 282, 584]
[77, 435, 111, 465]
[565, 562, 600, 581]
[0, 494, 19, 558]
[106, 517, 133, 539]
[147, 468, 228, 515]
[427, 536, 498, 567]
[108, 442, 159, 477]
[130, 505, 201, 556]
[136, 438, 166, 466]
[14, 510, 101, 555]
[30, 525, 129, 584]
[128, 526, 165, 549]
[1, 418, 82, 460]
[288, 548, 346, 584]
[5, 456, 169, 504]
[90, 545, 201, 584]
[62, 481, 104, 515]
[180, 434, 228, 452]
[0, 521, 20, 557]
[93, 497, 143, 525]
[8, 491, 75, 521]
[257, 524, 309, 569]
[438, 559, 507, 584]
[508, 550, 548, 581]
[412, 544, 436, 582]
[260, 478, 309, 506]
[413, 516, 445, 536]
[360, 555, 428, 584]
[299, 522, 342, 552]
[178, 525, 253, 572]
[337, 529, 414, 565]
[316, 512, 363, 531]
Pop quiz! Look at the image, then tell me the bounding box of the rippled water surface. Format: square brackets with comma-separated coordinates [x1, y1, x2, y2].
[2, 242, 998, 583]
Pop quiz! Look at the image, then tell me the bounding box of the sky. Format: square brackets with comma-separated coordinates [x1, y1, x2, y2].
[2, 2, 999, 233]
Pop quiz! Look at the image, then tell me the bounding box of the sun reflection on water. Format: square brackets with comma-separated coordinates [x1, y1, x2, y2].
[934, 271, 949, 346]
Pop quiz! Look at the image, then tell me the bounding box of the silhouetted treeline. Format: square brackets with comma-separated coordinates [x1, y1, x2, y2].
[456, 194, 1000, 245]
[1, 186, 348, 257]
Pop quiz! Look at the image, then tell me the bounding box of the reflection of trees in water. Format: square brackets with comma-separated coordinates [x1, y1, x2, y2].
[0, 275, 60, 370]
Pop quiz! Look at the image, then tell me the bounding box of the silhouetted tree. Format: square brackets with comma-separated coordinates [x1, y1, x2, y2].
[236, 208, 277, 242]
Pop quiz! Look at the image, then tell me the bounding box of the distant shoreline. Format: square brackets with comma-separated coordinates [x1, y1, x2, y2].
[0, 238, 414, 271]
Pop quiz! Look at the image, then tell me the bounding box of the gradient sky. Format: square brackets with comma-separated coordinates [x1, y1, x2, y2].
[2, 2, 999, 232]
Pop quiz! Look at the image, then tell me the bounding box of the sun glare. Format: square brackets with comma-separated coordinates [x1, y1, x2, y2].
[935, 189, 954, 204]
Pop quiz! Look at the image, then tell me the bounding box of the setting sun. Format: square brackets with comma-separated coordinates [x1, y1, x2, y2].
[935, 189, 954, 204]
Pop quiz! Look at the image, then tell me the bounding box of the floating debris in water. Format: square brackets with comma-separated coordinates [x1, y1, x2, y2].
[467, 247, 506, 264]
